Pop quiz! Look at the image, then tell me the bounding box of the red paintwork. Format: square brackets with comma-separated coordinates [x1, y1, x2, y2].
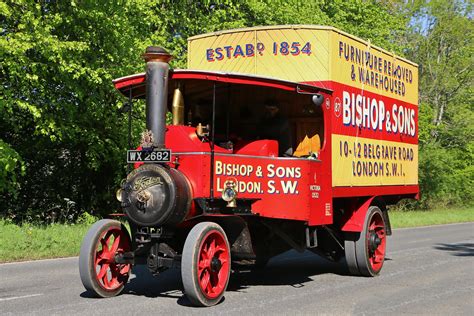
[114, 71, 419, 231]
[367, 211, 386, 273]
[340, 197, 375, 232]
[197, 229, 230, 299]
[94, 226, 131, 291]
[112, 70, 331, 99]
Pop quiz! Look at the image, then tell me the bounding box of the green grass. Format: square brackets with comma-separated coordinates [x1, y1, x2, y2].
[0, 220, 90, 263]
[0, 207, 472, 263]
[389, 207, 474, 228]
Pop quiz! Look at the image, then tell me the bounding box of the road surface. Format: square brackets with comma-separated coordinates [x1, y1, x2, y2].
[1, 222, 473, 315]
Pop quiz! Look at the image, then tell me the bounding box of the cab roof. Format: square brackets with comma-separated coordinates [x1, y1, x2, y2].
[112, 69, 332, 99]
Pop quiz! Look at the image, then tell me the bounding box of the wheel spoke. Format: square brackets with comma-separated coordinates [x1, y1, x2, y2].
[201, 243, 209, 260]
[102, 270, 110, 288]
[215, 245, 226, 254]
[200, 270, 211, 293]
[373, 253, 384, 263]
[208, 239, 216, 259]
[198, 259, 208, 270]
[110, 233, 121, 254]
[97, 264, 108, 279]
[96, 250, 104, 260]
[105, 232, 115, 250]
[369, 222, 376, 231]
[118, 264, 130, 275]
[100, 238, 109, 253]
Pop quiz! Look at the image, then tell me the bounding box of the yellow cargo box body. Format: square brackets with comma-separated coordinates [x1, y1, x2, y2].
[188, 25, 419, 190]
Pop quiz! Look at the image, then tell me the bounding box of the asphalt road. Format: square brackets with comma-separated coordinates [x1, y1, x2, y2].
[1, 222, 473, 315]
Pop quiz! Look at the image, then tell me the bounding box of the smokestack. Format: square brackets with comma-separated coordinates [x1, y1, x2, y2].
[143, 46, 172, 148]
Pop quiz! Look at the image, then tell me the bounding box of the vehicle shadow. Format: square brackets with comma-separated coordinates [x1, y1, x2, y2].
[115, 250, 349, 304]
[124, 265, 184, 299]
[227, 250, 348, 292]
[434, 242, 474, 257]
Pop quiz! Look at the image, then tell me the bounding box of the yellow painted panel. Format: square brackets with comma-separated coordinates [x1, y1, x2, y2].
[187, 26, 418, 105]
[331, 134, 418, 186]
[188, 27, 331, 82]
[330, 32, 419, 105]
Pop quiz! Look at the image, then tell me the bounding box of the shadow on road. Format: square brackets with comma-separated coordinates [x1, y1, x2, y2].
[227, 251, 347, 292]
[83, 251, 349, 305]
[434, 243, 474, 257]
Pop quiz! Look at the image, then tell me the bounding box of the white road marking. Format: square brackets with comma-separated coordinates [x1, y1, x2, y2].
[0, 293, 43, 302]
[406, 238, 432, 243]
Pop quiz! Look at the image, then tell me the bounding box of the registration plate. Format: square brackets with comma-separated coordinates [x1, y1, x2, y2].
[127, 149, 171, 163]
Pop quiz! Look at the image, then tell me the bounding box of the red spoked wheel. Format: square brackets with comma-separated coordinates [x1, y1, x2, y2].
[79, 219, 131, 297]
[365, 210, 386, 274]
[344, 206, 387, 276]
[182, 222, 231, 306]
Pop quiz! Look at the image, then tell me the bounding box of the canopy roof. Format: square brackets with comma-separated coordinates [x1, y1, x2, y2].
[112, 69, 332, 99]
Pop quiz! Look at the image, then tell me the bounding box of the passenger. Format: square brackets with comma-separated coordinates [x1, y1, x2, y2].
[258, 100, 293, 156]
[190, 100, 212, 126]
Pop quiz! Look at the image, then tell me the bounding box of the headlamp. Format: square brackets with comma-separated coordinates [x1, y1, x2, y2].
[221, 179, 237, 207]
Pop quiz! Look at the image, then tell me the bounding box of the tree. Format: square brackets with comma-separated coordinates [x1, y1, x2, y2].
[405, 0, 473, 207]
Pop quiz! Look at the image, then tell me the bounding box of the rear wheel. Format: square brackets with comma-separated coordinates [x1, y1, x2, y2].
[79, 219, 131, 297]
[182, 222, 231, 306]
[344, 206, 387, 276]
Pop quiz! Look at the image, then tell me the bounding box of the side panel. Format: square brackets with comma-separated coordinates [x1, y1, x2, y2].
[327, 31, 419, 190]
[188, 27, 331, 84]
[187, 26, 419, 193]
[330, 31, 418, 106]
[175, 153, 332, 224]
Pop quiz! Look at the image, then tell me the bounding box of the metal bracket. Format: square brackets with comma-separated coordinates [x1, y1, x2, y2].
[305, 227, 318, 248]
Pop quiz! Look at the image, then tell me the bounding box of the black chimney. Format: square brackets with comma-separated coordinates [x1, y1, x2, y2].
[143, 46, 172, 148]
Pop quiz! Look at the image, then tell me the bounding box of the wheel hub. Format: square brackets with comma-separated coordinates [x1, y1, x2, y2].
[210, 257, 222, 272]
[368, 231, 381, 253]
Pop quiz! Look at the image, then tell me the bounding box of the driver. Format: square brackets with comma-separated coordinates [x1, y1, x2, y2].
[258, 100, 293, 156]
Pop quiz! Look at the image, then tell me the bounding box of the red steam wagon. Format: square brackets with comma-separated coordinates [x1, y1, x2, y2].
[79, 26, 419, 306]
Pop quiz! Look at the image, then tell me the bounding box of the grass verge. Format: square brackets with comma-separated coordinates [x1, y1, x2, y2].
[389, 207, 474, 228]
[0, 220, 90, 263]
[0, 207, 472, 263]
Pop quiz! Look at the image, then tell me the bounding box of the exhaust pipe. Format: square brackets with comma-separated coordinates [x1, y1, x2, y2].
[143, 46, 172, 148]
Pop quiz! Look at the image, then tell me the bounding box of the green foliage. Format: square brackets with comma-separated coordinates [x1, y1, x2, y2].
[418, 143, 473, 208]
[0, 139, 24, 194]
[76, 211, 98, 226]
[1, 0, 152, 221]
[405, 0, 474, 208]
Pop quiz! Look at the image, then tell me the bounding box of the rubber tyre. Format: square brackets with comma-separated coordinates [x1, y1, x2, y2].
[79, 219, 131, 297]
[344, 234, 359, 275]
[182, 222, 231, 307]
[345, 206, 387, 277]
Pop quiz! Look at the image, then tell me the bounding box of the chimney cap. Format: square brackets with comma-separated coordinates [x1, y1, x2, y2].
[143, 46, 172, 63]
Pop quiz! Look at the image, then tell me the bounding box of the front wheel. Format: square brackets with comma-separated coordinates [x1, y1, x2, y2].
[181, 222, 231, 306]
[79, 219, 132, 297]
[344, 206, 387, 276]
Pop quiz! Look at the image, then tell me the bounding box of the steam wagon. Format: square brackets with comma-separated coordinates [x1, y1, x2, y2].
[79, 25, 419, 306]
